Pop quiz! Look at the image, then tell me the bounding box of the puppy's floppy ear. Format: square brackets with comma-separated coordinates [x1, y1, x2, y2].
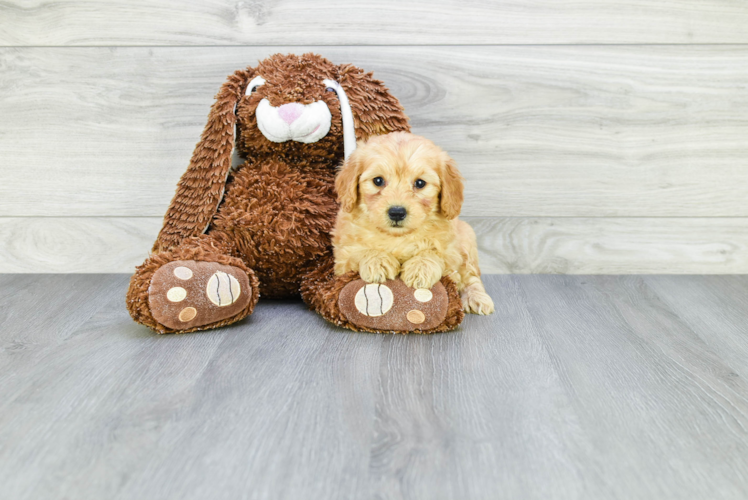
[337, 64, 410, 143]
[440, 156, 464, 220]
[153, 68, 252, 253]
[335, 150, 365, 213]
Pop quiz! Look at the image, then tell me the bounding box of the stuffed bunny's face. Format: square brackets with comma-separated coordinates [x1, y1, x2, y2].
[236, 54, 349, 160]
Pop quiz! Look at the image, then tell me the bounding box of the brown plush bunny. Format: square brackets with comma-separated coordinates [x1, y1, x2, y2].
[126, 53, 465, 334]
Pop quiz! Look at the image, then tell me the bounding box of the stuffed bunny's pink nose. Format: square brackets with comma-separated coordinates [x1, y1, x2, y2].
[278, 103, 304, 124]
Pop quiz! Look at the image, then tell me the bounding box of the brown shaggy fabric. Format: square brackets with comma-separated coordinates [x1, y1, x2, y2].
[153, 69, 250, 254]
[210, 158, 338, 298]
[127, 53, 464, 334]
[126, 235, 260, 334]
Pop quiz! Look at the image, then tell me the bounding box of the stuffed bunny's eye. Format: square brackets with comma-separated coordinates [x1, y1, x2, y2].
[246, 76, 266, 96]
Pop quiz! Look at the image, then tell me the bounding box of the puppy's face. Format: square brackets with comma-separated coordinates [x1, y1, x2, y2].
[336, 133, 464, 235]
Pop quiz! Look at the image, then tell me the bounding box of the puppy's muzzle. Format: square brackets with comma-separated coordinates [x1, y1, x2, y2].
[388, 206, 407, 222]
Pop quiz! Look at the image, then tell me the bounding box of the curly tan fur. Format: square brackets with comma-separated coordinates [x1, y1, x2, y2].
[126, 53, 465, 334]
[333, 132, 495, 315]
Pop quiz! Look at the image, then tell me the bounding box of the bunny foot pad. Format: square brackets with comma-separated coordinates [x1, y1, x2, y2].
[339, 279, 448, 333]
[149, 261, 252, 330]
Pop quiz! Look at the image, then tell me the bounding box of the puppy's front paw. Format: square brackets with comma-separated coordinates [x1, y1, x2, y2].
[400, 256, 443, 290]
[462, 288, 495, 315]
[359, 253, 400, 283]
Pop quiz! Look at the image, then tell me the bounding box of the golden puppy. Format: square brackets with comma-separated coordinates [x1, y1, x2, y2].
[333, 132, 494, 315]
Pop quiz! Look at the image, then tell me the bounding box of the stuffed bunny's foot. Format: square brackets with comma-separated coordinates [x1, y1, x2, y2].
[338, 278, 451, 333]
[148, 260, 253, 331]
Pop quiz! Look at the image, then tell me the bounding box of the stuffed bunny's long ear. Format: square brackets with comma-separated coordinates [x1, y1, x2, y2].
[337, 64, 410, 143]
[153, 69, 250, 253]
[323, 79, 356, 161]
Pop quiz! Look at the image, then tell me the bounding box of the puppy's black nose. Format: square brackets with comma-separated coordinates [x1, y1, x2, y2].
[388, 206, 407, 222]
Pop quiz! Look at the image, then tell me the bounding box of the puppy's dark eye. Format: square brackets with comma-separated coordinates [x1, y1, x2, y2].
[414, 179, 426, 189]
[373, 177, 385, 187]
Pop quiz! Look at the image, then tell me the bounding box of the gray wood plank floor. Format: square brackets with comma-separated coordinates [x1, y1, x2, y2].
[2, 275, 748, 500]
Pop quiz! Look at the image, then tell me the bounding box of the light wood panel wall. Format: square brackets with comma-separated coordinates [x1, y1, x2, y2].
[0, 2, 746, 273]
[2, 0, 748, 44]
[2, 217, 747, 274]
